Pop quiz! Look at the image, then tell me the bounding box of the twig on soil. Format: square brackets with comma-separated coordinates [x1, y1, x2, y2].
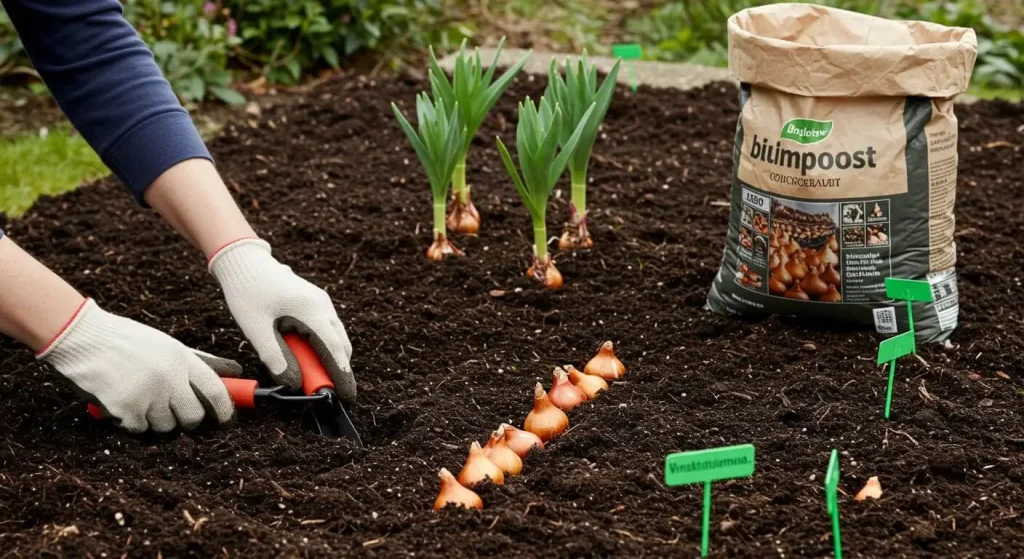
[488, 516, 500, 529]
[779, 391, 792, 408]
[362, 538, 385, 548]
[890, 429, 920, 447]
[612, 529, 643, 542]
[523, 502, 539, 517]
[343, 253, 358, 276]
[728, 391, 754, 402]
[816, 404, 832, 424]
[655, 534, 681, 545]
[300, 519, 327, 525]
[914, 353, 931, 368]
[270, 480, 293, 499]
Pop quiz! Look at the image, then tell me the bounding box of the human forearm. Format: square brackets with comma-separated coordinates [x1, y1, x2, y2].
[144, 159, 257, 259]
[0, 236, 86, 351]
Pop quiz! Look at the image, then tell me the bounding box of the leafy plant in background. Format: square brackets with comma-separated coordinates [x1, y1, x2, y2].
[392, 93, 468, 261]
[125, 0, 245, 104]
[900, 1, 1024, 87]
[427, 38, 530, 235]
[545, 52, 620, 249]
[227, 0, 467, 85]
[496, 97, 594, 290]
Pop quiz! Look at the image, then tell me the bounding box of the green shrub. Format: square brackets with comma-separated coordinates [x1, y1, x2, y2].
[625, 0, 1023, 89]
[225, 0, 465, 84]
[124, 0, 244, 105]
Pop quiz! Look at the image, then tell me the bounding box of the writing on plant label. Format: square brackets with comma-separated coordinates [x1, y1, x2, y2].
[665, 444, 756, 486]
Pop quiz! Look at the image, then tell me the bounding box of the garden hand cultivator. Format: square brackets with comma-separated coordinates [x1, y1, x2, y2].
[88, 334, 361, 447]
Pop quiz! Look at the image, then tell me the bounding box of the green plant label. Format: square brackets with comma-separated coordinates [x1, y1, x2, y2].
[825, 449, 839, 515]
[885, 278, 934, 303]
[611, 43, 644, 60]
[877, 330, 916, 364]
[781, 118, 834, 145]
[665, 444, 756, 486]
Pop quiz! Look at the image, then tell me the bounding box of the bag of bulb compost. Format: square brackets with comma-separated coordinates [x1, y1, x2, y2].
[706, 4, 977, 343]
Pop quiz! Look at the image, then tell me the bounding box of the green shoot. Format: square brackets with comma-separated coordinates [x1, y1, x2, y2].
[545, 52, 621, 249]
[496, 96, 595, 289]
[391, 93, 468, 260]
[428, 38, 531, 234]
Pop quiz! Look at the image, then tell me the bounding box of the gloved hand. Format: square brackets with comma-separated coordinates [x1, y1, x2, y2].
[208, 238, 355, 403]
[37, 299, 240, 433]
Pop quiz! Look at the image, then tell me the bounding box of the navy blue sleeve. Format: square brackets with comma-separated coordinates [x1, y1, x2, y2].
[1, 0, 212, 203]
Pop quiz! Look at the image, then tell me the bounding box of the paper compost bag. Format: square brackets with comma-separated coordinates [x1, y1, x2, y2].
[706, 4, 977, 343]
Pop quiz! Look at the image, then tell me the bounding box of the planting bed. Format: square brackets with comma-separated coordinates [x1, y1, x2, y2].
[1, 74, 1023, 558]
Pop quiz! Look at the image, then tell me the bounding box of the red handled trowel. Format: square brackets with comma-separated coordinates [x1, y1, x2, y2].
[88, 334, 362, 447]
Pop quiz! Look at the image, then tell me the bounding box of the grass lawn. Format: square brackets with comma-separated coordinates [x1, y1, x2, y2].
[0, 127, 109, 217]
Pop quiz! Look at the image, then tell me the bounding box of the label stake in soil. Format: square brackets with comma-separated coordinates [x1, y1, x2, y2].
[825, 449, 842, 559]
[610, 44, 642, 91]
[664, 444, 756, 557]
[876, 278, 934, 419]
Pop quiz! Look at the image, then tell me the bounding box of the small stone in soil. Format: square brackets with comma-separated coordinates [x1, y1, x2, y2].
[979, 398, 994, 407]
[801, 343, 817, 352]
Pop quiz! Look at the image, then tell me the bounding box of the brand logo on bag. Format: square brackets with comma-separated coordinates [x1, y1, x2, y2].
[781, 118, 834, 145]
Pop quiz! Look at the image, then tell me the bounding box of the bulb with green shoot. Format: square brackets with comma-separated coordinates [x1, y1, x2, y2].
[392, 93, 468, 261]
[544, 52, 621, 249]
[496, 97, 595, 289]
[428, 38, 531, 235]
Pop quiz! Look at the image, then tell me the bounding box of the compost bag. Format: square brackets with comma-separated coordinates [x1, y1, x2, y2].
[707, 4, 977, 343]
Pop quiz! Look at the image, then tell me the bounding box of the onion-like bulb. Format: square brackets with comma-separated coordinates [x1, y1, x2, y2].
[500, 423, 544, 457]
[821, 284, 842, 303]
[827, 235, 839, 252]
[769, 276, 787, 295]
[771, 264, 793, 286]
[483, 427, 523, 476]
[784, 283, 810, 301]
[566, 365, 608, 399]
[820, 263, 841, 286]
[524, 383, 569, 442]
[548, 368, 587, 411]
[800, 271, 829, 296]
[584, 341, 626, 380]
[527, 254, 563, 290]
[821, 246, 839, 266]
[784, 239, 801, 255]
[805, 249, 821, 267]
[785, 258, 807, 280]
[457, 441, 505, 486]
[769, 252, 781, 270]
[434, 468, 483, 511]
[855, 476, 883, 501]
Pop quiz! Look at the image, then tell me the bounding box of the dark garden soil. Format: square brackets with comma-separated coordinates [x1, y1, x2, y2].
[1, 74, 1023, 558]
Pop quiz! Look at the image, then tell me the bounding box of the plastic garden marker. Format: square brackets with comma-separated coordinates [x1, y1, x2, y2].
[825, 449, 842, 559]
[610, 43, 642, 91]
[876, 278, 934, 419]
[665, 444, 756, 557]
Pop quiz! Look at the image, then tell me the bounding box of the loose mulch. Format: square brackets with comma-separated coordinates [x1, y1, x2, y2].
[1, 72, 1022, 558]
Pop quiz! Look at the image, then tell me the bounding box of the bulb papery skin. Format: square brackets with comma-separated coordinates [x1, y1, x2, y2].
[426, 233, 464, 261]
[548, 368, 587, 411]
[527, 253, 563, 290]
[559, 202, 593, 250]
[457, 441, 505, 486]
[584, 341, 626, 380]
[566, 365, 608, 398]
[447, 186, 481, 235]
[524, 383, 569, 442]
[434, 468, 484, 511]
[501, 423, 545, 457]
[483, 428, 524, 476]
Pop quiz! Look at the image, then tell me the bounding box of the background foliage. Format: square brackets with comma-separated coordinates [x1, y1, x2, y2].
[0, 0, 1021, 103]
[625, 0, 1024, 89]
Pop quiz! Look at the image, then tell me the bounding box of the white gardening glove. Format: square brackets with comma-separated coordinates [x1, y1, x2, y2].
[37, 299, 240, 433]
[208, 238, 355, 403]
